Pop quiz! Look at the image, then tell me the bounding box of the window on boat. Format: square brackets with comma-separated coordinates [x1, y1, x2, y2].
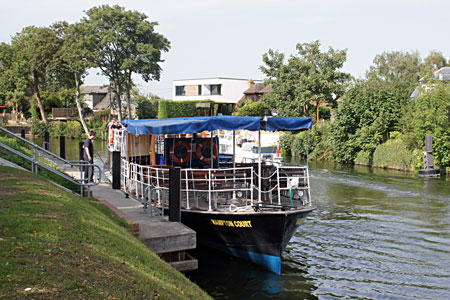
[251, 146, 277, 154]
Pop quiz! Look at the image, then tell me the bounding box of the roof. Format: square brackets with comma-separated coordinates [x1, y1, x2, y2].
[123, 116, 312, 136]
[243, 83, 266, 94]
[94, 92, 114, 109]
[433, 67, 450, 81]
[243, 83, 272, 95]
[80, 85, 109, 94]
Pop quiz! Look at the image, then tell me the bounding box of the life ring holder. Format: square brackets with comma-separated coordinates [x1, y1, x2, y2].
[170, 141, 191, 163]
[196, 140, 218, 163]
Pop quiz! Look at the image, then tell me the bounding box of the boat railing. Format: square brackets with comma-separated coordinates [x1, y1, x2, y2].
[122, 161, 255, 211]
[252, 165, 312, 207]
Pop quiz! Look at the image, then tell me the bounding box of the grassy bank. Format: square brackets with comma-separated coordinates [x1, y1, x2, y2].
[0, 167, 211, 299]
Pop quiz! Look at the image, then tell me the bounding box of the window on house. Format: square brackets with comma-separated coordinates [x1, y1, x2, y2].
[210, 84, 222, 95]
[175, 86, 185, 96]
[198, 85, 202, 96]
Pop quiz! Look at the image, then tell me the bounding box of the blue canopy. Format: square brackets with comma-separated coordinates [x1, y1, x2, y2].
[266, 117, 312, 131]
[123, 116, 311, 135]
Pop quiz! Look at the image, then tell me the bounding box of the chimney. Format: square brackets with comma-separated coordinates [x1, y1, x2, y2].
[248, 78, 255, 88]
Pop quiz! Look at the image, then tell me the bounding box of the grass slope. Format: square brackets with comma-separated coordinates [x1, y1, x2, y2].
[0, 167, 211, 300]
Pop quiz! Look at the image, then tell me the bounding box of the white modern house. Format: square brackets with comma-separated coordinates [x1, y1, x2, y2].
[173, 77, 262, 103]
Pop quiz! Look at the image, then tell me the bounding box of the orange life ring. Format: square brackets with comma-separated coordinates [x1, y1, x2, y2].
[170, 141, 191, 163]
[196, 140, 218, 163]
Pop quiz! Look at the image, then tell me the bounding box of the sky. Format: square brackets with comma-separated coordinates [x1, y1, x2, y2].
[1, 0, 449, 99]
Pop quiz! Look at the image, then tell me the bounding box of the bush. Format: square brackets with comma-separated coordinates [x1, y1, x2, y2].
[64, 121, 84, 139]
[354, 150, 372, 166]
[30, 118, 50, 137]
[158, 100, 228, 119]
[372, 138, 415, 170]
[233, 100, 269, 117]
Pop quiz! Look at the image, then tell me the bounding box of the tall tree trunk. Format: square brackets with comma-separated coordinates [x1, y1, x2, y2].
[74, 72, 90, 136]
[125, 72, 132, 119]
[113, 82, 123, 122]
[33, 73, 48, 124]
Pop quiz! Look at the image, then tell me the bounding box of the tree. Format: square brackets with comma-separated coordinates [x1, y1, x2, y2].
[260, 41, 349, 119]
[424, 50, 447, 73]
[11, 25, 64, 124]
[329, 78, 413, 163]
[58, 22, 94, 135]
[82, 5, 170, 121]
[367, 50, 423, 85]
[135, 93, 160, 119]
[401, 83, 450, 170]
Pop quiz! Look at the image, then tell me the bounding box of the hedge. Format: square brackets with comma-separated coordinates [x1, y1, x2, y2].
[157, 100, 233, 119]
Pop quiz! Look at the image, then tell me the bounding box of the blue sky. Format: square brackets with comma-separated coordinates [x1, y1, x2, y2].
[1, 0, 449, 99]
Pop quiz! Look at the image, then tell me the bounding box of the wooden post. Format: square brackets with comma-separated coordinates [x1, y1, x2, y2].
[60, 136, 66, 159]
[44, 131, 50, 151]
[112, 151, 121, 189]
[316, 101, 320, 124]
[169, 167, 181, 222]
[79, 142, 84, 161]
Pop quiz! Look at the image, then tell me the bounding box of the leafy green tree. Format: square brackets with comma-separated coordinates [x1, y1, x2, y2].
[58, 22, 94, 135]
[424, 50, 447, 73]
[401, 83, 450, 171]
[367, 50, 423, 85]
[11, 25, 66, 123]
[135, 93, 160, 119]
[82, 5, 170, 121]
[260, 41, 349, 119]
[330, 78, 413, 163]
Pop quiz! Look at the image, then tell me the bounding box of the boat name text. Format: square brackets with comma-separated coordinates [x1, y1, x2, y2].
[210, 219, 252, 228]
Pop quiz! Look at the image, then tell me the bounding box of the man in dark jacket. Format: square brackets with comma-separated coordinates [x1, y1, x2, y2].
[83, 131, 96, 182]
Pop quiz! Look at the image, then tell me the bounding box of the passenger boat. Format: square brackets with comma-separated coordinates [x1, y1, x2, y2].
[113, 116, 314, 274]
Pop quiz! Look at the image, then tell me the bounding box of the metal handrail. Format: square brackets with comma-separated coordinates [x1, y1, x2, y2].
[0, 126, 100, 196]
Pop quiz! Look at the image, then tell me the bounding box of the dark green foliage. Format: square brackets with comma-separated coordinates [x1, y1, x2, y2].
[329, 78, 413, 163]
[136, 94, 159, 119]
[233, 100, 269, 117]
[401, 83, 450, 172]
[30, 118, 50, 137]
[260, 40, 350, 117]
[279, 123, 333, 160]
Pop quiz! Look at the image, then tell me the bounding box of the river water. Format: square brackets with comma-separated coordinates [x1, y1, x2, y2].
[187, 161, 450, 300]
[31, 138, 450, 299]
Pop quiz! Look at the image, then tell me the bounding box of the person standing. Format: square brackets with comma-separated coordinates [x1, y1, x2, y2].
[83, 131, 96, 182]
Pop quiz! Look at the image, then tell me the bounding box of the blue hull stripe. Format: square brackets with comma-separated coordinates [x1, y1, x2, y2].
[203, 241, 281, 274]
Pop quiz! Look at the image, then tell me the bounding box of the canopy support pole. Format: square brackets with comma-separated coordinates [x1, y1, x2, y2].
[258, 129, 262, 204]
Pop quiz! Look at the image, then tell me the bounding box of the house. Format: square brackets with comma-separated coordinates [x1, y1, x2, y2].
[410, 67, 450, 99]
[80, 85, 114, 111]
[239, 79, 272, 102]
[173, 77, 261, 104]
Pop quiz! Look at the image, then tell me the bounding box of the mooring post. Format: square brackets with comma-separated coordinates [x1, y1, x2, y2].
[169, 167, 181, 222]
[44, 131, 50, 151]
[112, 151, 121, 189]
[60, 136, 66, 159]
[21, 129, 25, 139]
[79, 141, 84, 161]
